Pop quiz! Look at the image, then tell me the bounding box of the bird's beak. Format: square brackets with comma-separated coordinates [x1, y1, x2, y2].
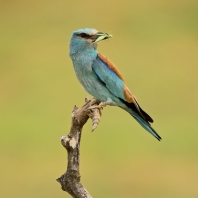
[92, 32, 112, 43]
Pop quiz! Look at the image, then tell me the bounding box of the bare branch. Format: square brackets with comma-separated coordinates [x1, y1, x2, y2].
[57, 98, 102, 198]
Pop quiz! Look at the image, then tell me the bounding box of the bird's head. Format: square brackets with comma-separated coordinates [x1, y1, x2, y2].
[69, 28, 112, 55]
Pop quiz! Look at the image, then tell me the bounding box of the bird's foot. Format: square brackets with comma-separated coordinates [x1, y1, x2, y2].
[87, 101, 109, 110]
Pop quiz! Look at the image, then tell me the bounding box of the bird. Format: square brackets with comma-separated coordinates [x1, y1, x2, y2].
[69, 28, 161, 141]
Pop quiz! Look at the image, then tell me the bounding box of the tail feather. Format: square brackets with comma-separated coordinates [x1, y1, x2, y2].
[119, 98, 161, 141]
[132, 113, 161, 141]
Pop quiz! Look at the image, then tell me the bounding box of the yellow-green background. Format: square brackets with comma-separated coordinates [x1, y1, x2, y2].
[1, 0, 198, 197]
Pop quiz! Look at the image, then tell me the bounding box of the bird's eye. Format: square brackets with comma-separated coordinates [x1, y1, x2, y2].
[80, 33, 88, 38]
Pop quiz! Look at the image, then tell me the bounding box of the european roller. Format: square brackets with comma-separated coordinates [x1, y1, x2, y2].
[69, 28, 161, 141]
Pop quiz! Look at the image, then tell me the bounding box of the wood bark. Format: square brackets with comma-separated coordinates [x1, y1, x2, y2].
[57, 98, 102, 198]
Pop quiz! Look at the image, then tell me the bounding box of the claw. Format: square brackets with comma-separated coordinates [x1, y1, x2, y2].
[87, 102, 109, 110]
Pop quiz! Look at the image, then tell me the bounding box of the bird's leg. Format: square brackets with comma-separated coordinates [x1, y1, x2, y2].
[88, 101, 109, 110]
[87, 98, 112, 110]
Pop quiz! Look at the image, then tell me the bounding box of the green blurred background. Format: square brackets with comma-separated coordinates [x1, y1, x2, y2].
[1, 0, 198, 197]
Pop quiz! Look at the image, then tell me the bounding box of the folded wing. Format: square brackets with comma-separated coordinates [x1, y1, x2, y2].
[92, 53, 153, 124]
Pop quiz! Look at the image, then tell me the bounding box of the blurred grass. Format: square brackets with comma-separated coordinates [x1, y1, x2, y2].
[0, 0, 198, 197]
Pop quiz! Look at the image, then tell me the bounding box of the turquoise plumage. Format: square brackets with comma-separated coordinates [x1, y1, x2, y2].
[69, 28, 161, 141]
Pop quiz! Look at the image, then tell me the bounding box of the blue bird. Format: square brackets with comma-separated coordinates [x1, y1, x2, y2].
[69, 28, 161, 141]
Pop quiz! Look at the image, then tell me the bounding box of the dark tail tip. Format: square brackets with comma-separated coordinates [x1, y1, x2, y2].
[156, 136, 162, 141]
[154, 131, 162, 141]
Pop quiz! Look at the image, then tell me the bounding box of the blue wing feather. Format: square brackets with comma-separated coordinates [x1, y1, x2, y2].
[92, 55, 126, 101]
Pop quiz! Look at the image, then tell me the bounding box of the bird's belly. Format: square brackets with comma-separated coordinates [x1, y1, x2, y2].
[75, 66, 114, 103]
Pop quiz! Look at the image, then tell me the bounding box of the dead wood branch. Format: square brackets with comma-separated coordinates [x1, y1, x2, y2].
[57, 98, 102, 198]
